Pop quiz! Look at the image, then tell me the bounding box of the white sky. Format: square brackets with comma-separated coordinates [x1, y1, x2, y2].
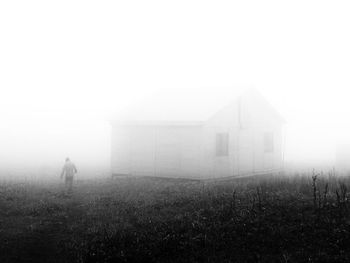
[1, 1, 350, 169]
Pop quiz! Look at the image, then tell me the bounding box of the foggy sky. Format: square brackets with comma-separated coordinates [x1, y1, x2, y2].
[1, 1, 350, 172]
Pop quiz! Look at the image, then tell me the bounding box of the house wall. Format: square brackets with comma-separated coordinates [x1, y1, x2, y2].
[111, 123, 283, 179]
[111, 125, 202, 178]
[197, 125, 282, 178]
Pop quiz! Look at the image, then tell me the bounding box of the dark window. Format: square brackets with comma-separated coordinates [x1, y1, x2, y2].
[216, 133, 229, 156]
[264, 132, 274, 153]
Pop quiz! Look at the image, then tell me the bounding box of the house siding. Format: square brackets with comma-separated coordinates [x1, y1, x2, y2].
[111, 91, 284, 179]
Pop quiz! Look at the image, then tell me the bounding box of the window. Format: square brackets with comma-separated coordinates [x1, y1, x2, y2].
[216, 133, 229, 156]
[264, 132, 274, 153]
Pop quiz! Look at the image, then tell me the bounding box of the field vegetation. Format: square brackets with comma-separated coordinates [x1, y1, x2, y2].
[1, 172, 350, 262]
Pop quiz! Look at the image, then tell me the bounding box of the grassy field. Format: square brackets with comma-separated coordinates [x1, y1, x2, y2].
[1, 173, 350, 262]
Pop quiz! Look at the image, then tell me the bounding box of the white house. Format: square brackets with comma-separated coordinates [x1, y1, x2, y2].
[111, 89, 285, 179]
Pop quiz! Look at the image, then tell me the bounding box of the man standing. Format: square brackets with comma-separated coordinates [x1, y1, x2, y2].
[60, 157, 77, 193]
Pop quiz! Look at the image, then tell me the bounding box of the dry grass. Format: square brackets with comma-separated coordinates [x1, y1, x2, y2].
[1, 172, 350, 262]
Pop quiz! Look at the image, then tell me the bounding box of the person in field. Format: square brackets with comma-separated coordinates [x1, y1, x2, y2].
[60, 157, 77, 193]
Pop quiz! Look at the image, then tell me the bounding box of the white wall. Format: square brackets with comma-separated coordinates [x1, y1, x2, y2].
[111, 125, 202, 178]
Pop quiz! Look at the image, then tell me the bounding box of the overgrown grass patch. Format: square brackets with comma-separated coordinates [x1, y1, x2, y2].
[1, 174, 350, 262]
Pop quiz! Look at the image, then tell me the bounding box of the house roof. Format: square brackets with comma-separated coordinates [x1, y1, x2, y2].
[112, 87, 285, 125]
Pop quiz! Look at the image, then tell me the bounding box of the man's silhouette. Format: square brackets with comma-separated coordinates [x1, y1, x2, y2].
[60, 157, 77, 193]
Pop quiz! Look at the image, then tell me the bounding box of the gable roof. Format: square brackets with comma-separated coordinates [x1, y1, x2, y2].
[244, 88, 286, 124]
[112, 87, 285, 125]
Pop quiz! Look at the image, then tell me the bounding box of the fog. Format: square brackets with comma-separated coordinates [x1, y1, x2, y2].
[1, 1, 350, 178]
